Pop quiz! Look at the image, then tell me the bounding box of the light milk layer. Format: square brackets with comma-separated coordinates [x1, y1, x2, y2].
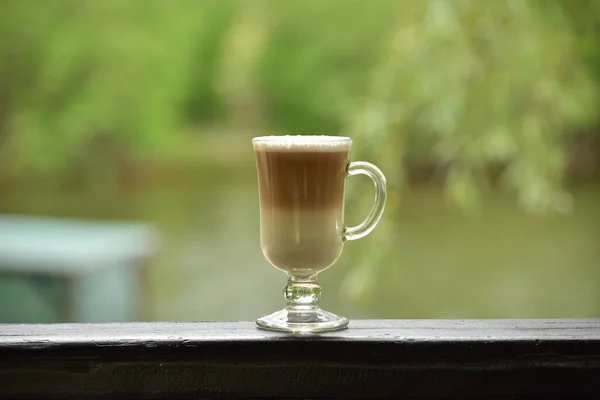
[260, 207, 344, 277]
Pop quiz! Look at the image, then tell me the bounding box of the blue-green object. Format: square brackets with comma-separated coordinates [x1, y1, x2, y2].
[0, 215, 159, 323]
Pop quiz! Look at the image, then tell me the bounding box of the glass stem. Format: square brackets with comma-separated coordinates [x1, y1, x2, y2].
[284, 275, 321, 322]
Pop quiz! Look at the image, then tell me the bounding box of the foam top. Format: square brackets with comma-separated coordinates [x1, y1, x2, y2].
[253, 135, 352, 152]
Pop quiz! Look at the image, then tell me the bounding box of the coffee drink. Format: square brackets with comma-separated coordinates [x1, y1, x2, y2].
[253, 136, 351, 277]
[253, 134, 386, 333]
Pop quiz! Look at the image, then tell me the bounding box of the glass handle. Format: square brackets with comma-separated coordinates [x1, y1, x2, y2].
[344, 161, 387, 241]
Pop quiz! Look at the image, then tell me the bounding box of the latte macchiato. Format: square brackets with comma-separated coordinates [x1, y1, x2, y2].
[253, 136, 351, 277]
[253, 134, 387, 333]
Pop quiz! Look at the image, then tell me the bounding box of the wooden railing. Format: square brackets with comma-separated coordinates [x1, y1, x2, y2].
[1, 319, 599, 399]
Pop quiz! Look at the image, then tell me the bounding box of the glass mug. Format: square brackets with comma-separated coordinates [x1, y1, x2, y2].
[253, 135, 386, 333]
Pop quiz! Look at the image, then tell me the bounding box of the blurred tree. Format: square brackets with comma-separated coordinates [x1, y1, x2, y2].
[340, 0, 599, 298]
[560, 0, 600, 75]
[184, 0, 237, 124]
[0, 0, 598, 206]
[350, 0, 598, 214]
[257, 0, 398, 134]
[0, 0, 234, 184]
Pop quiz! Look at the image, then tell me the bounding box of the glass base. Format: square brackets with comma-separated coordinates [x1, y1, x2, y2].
[256, 308, 348, 334]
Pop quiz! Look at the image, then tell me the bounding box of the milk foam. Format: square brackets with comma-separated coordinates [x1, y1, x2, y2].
[253, 135, 352, 152]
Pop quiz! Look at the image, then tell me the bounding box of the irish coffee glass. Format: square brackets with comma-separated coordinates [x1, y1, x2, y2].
[253, 135, 386, 333]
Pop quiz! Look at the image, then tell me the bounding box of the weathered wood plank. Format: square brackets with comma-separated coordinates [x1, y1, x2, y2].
[0, 320, 599, 399]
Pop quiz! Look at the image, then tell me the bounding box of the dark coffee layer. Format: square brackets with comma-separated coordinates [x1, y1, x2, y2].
[255, 150, 349, 210]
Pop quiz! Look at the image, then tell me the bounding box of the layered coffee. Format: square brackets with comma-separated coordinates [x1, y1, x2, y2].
[253, 136, 351, 277]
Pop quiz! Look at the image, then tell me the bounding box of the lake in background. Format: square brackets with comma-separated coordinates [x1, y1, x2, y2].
[1, 138, 598, 322]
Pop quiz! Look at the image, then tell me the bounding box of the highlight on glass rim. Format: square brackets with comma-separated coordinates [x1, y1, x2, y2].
[0, 0, 599, 327]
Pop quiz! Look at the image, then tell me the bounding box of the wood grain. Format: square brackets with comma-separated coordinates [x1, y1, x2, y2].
[0, 320, 599, 399]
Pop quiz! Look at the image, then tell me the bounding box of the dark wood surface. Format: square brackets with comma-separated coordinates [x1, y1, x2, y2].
[1, 319, 599, 399]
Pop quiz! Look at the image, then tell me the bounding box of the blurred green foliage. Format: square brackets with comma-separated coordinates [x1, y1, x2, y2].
[0, 0, 599, 213]
[0, 0, 234, 177]
[257, 0, 397, 133]
[349, 0, 598, 214]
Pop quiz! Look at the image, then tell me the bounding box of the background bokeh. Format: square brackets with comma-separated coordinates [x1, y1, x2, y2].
[0, 0, 599, 322]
